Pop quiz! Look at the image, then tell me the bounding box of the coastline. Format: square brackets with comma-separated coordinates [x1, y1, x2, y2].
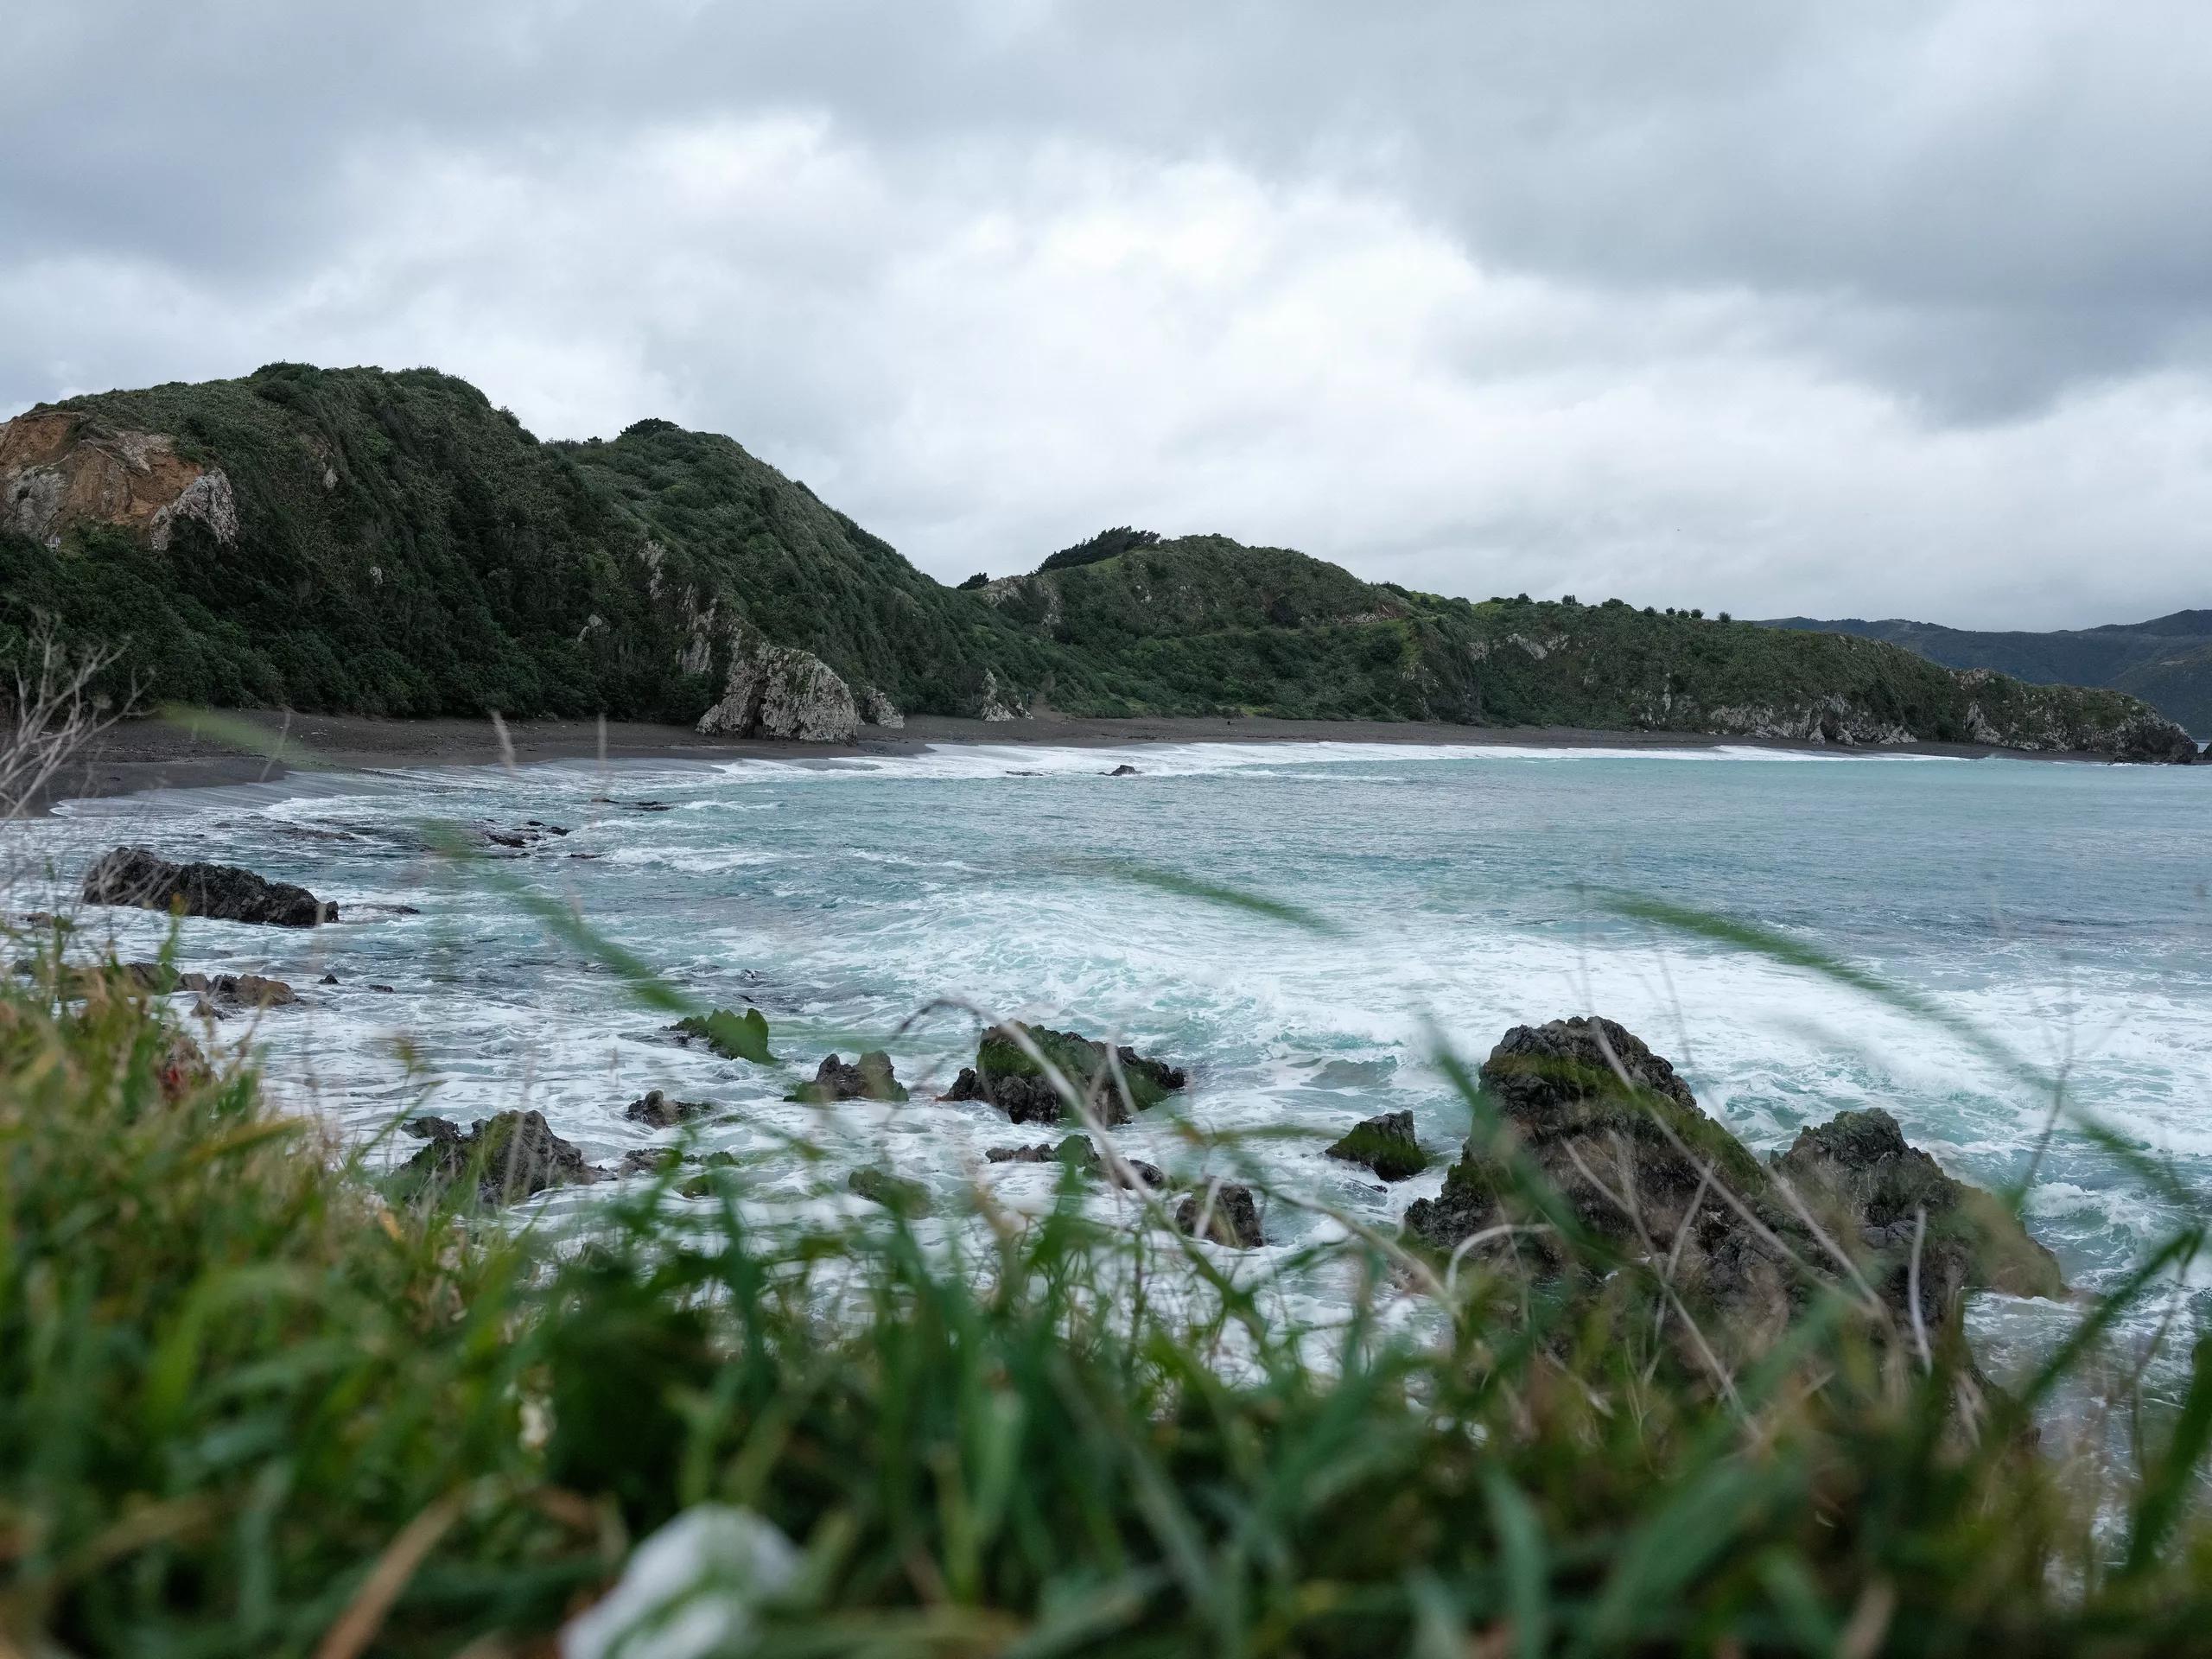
[26, 707, 2114, 811]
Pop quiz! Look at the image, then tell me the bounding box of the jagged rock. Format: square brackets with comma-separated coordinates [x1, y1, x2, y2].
[697, 622, 860, 742]
[861, 687, 906, 728]
[389, 1109, 601, 1206]
[620, 1147, 686, 1177]
[671, 1007, 775, 1063]
[792, 1051, 909, 1103]
[977, 669, 1021, 721]
[82, 846, 337, 926]
[1325, 1110, 1429, 1182]
[1177, 1183, 1263, 1248]
[622, 1089, 714, 1128]
[320, 973, 339, 985]
[941, 1024, 1185, 1127]
[1405, 1018, 2067, 1344]
[1773, 1109, 2067, 1319]
[1106, 764, 1140, 776]
[849, 1166, 931, 1217]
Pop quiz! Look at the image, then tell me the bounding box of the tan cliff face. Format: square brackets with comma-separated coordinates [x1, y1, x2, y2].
[1, 408, 238, 551]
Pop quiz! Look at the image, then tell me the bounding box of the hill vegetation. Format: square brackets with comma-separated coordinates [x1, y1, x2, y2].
[0, 364, 2198, 759]
[1768, 612, 2212, 734]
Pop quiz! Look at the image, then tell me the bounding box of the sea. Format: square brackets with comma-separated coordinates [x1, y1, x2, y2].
[16, 738, 2212, 1373]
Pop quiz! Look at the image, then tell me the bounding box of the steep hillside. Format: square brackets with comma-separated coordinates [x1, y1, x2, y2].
[982, 541, 2198, 758]
[0, 363, 2197, 760]
[1768, 612, 2212, 734]
[0, 364, 1061, 728]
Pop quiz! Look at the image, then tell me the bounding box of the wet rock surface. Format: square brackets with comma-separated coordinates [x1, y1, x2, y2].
[943, 1024, 1185, 1126]
[1176, 1183, 1264, 1248]
[622, 1090, 714, 1128]
[986, 1134, 1165, 1190]
[849, 1166, 931, 1217]
[84, 846, 337, 926]
[792, 1051, 909, 1103]
[1325, 1109, 1429, 1181]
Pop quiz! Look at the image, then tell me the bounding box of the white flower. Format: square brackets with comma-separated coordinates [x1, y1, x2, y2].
[562, 1505, 801, 1659]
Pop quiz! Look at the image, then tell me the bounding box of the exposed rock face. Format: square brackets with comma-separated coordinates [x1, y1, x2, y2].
[793, 1051, 909, 1103]
[861, 687, 905, 728]
[1773, 1109, 2066, 1317]
[1, 409, 238, 550]
[1324, 1110, 1429, 1181]
[943, 1024, 1185, 1127]
[696, 622, 860, 742]
[622, 1090, 714, 1128]
[1177, 1183, 1263, 1248]
[1405, 1017, 2066, 1344]
[391, 1110, 601, 1206]
[83, 847, 337, 926]
[976, 669, 1021, 722]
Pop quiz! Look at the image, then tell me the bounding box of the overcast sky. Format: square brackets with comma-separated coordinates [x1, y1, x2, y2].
[6, 2, 2210, 627]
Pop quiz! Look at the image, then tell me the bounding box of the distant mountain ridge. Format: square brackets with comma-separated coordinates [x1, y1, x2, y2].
[0, 362, 2199, 762]
[1765, 613, 2212, 734]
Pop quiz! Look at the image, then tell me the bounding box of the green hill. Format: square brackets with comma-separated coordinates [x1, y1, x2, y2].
[1766, 613, 2212, 734]
[0, 363, 2198, 760]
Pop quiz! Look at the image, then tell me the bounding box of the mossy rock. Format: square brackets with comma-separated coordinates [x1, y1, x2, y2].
[673, 1007, 775, 1064]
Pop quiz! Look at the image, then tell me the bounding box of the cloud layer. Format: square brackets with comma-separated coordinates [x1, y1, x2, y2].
[6, 1, 2209, 626]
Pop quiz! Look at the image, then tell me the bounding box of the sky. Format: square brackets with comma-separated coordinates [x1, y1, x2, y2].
[5, 2, 2210, 629]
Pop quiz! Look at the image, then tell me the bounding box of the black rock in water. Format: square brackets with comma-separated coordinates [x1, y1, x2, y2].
[944, 1024, 1185, 1126]
[984, 1134, 1164, 1189]
[1176, 1183, 1263, 1248]
[849, 1166, 931, 1217]
[1324, 1109, 1429, 1181]
[1105, 764, 1140, 776]
[389, 1109, 601, 1206]
[622, 1089, 713, 1128]
[793, 1051, 910, 1103]
[82, 846, 337, 926]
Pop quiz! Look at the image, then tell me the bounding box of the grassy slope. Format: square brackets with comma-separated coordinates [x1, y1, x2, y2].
[1770, 613, 2212, 734]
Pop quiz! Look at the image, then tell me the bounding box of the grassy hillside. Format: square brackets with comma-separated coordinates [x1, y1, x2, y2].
[1769, 612, 2212, 734]
[0, 363, 2198, 757]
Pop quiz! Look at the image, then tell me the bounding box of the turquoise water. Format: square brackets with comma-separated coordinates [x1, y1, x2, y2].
[28, 739, 2212, 1311]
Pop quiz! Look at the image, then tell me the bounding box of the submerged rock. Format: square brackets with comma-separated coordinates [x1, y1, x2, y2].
[1105, 764, 1141, 776]
[1176, 1183, 1263, 1249]
[1325, 1110, 1429, 1181]
[623, 1089, 714, 1128]
[943, 1024, 1185, 1127]
[848, 1166, 931, 1217]
[83, 846, 336, 926]
[792, 1051, 909, 1104]
[389, 1109, 602, 1206]
[620, 1147, 686, 1177]
[985, 1134, 1165, 1190]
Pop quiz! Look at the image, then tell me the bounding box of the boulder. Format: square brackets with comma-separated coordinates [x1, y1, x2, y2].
[1325, 1110, 1429, 1181]
[792, 1051, 909, 1104]
[1176, 1183, 1263, 1249]
[985, 1134, 1164, 1189]
[697, 623, 861, 742]
[620, 1147, 686, 1177]
[83, 847, 337, 926]
[861, 687, 906, 729]
[389, 1109, 602, 1206]
[622, 1089, 714, 1128]
[1106, 764, 1141, 777]
[942, 1023, 1185, 1126]
[671, 1007, 775, 1063]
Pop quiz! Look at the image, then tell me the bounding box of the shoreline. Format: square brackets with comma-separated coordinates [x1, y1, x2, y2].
[25, 708, 2117, 810]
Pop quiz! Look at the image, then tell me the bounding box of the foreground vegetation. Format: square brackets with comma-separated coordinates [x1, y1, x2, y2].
[3, 924, 2210, 1657]
[2, 364, 2197, 756]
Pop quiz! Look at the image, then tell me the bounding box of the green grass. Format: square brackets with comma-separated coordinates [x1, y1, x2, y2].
[5, 918, 2212, 1656]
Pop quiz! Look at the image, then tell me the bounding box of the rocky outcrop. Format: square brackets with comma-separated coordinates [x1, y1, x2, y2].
[696, 622, 860, 742]
[792, 1052, 908, 1104]
[1773, 1109, 2066, 1317]
[861, 687, 905, 728]
[1405, 1017, 2066, 1344]
[391, 1110, 602, 1206]
[1177, 1183, 1263, 1248]
[976, 669, 1021, 722]
[943, 1024, 1185, 1126]
[83, 847, 337, 926]
[985, 1134, 1165, 1190]
[2, 409, 238, 551]
[1324, 1110, 1429, 1181]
